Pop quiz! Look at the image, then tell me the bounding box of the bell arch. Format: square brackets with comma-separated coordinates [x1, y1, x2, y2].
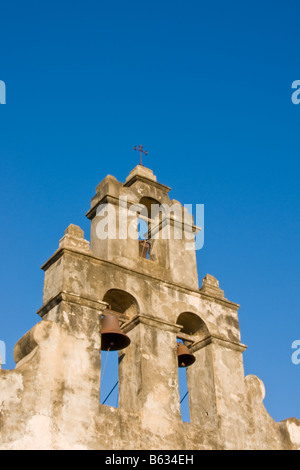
[138, 196, 162, 236]
[138, 196, 170, 266]
[176, 312, 217, 427]
[102, 289, 139, 321]
[139, 196, 162, 221]
[176, 312, 210, 423]
[177, 312, 210, 342]
[100, 289, 139, 408]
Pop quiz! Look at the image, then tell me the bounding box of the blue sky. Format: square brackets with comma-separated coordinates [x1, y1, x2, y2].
[0, 0, 299, 423]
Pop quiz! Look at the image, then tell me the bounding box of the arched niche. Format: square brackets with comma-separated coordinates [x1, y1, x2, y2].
[103, 289, 139, 321]
[137, 197, 163, 261]
[139, 196, 162, 221]
[100, 289, 139, 408]
[177, 312, 209, 342]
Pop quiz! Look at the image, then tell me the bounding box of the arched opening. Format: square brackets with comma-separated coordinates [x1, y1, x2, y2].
[103, 289, 139, 320]
[138, 197, 164, 262]
[137, 218, 150, 259]
[176, 312, 209, 422]
[177, 337, 191, 422]
[177, 312, 209, 341]
[100, 290, 139, 408]
[139, 196, 161, 222]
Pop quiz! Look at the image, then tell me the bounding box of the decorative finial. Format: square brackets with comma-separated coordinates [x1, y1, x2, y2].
[133, 145, 148, 166]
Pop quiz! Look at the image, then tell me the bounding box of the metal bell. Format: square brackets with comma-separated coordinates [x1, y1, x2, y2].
[139, 240, 150, 258]
[101, 314, 131, 351]
[177, 342, 196, 367]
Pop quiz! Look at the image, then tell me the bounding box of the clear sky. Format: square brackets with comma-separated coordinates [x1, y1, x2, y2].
[0, 0, 299, 423]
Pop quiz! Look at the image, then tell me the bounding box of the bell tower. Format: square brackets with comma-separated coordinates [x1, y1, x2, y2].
[1, 163, 299, 450]
[86, 164, 200, 290]
[34, 165, 293, 448]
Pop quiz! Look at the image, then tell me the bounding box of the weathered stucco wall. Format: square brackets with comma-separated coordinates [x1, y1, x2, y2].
[0, 166, 299, 450]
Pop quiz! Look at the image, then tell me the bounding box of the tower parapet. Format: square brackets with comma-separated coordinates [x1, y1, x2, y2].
[0, 166, 299, 450]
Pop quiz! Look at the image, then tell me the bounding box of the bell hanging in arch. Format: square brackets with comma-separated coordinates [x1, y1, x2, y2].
[101, 313, 131, 351]
[177, 342, 196, 367]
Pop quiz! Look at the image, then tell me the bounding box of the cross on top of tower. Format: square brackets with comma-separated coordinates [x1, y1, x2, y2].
[133, 145, 148, 166]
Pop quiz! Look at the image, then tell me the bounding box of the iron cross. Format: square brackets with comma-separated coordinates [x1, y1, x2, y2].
[133, 145, 148, 166]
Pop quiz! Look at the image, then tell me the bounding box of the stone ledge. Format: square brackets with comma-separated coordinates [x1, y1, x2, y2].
[58, 224, 90, 253]
[124, 174, 171, 193]
[125, 165, 157, 183]
[40, 248, 240, 311]
[191, 334, 247, 354]
[37, 291, 109, 318]
[122, 314, 183, 334]
[86, 194, 138, 220]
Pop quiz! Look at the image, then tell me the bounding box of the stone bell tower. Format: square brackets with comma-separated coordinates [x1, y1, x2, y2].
[0, 164, 299, 450]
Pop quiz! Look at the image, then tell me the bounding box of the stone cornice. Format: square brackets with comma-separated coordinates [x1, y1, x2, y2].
[37, 291, 109, 318]
[149, 216, 201, 237]
[123, 174, 171, 193]
[86, 194, 138, 220]
[198, 292, 239, 310]
[191, 334, 247, 354]
[121, 314, 183, 334]
[40, 248, 240, 311]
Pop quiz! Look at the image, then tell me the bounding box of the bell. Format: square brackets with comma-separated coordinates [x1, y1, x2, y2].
[139, 240, 150, 258]
[177, 342, 196, 367]
[101, 314, 131, 351]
